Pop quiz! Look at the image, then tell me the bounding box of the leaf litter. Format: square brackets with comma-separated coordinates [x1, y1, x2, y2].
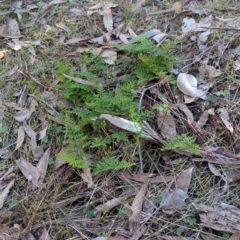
[2, 0, 240, 239]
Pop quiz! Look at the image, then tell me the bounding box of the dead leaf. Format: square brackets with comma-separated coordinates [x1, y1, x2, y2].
[172, 1, 182, 14]
[80, 169, 94, 188]
[15, 157, 40, 188]
[39, 228, 51, 240]
[217, 107, 233, 133]
[63, 74, 101, 87]
[196, 110, 209, 129]
[129, 183, 148, 235]
[176, 103, 194, 125]
[194, 203, 240, 233]
[162, 237, 194, 240]
[0, 180, 15, 209]
[100, 49, 117, 65]
[160, 167, 194, 214]
[15, 125, 25, 151]
[199, 60, 222, 78]
[103, 8, 113, 32]
[37, 148, 50, 188]
[0, 167, 14, 181]
[156, 109, 177, 139]
[0, 224, 21, 240]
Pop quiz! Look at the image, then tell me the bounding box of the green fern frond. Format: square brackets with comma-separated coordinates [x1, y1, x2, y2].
[93, 157, 134, 176]
[57, 151, 88, 169]
[161, 134, 200, 154]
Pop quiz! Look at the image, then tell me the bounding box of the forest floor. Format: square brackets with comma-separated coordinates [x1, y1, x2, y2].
[1, 0, 240, 239]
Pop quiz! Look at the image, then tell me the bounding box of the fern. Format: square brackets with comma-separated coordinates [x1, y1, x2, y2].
[161, 134, 200, 154]
[55, 37, 181, 174]
[93, 157, 134, 176]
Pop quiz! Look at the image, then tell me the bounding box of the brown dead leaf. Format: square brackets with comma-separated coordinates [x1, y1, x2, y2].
[15, 125, 25, 151]
[0, 180, 15, 209]
[172, 1, 182, 14]
[194, 203, 240, 233]
[129, 183, 148, 235]
[156, 109, 177, 139]
[103, 8, 113, 32]
[176, 103, 194, 125]
[37, 148, 50, 188]
[199, 60, 222, 78]
[15, 157, 40, 188]
[39, 228, 51, 240]
[0, 224, 21, 240]
[196, 110, 209, 129]
[119, 33, 129, 44]
[160, 167, 194, 214]
[80, 169, 94, 188]
[100, 49, 117, 65]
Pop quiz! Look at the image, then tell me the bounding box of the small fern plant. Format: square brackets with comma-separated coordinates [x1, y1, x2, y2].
[161, 134, 200, 154]
[55, 37, 181, 175]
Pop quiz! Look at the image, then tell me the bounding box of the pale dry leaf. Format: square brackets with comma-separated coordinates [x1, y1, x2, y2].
[176, 166, 194, 193]
[38, 126, 48, 140]
[39, 228, 51, 240]
[6, 65, 19, 76]
[119, 33, 129, 44]
[177, 73, 197, 97]
[0, 224, 21, 240]
[15, 125, 25, 151]
[103, 8, 113, 32]
[128, 27, 138, 39]
[196, 110, 209, 129]
[156, 109, 177, 139]
[129, 183, 148, 234]
[0, 179, 15, 209]
[80, 169, 94, 188]
[16, 157, 40, 188]
[99, 114, 152, 138]
[8, 19, 21, 36]
[194, 203, 240, 233]
[217, 107, 233, 133]
[63, 74, 101, 87]
[100, 49, 117, 65]
[176, 103, 194, 125]
[172, 1, 182, 14]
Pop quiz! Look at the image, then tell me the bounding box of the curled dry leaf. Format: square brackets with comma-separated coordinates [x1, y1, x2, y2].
[156, 109, 177, 139]
[129, 183, 148, 234]
[0, 179, 15, 209]
[194, 203, 240, 233]
[217, 107, 233, 133]
[14, 125, 25, 151]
